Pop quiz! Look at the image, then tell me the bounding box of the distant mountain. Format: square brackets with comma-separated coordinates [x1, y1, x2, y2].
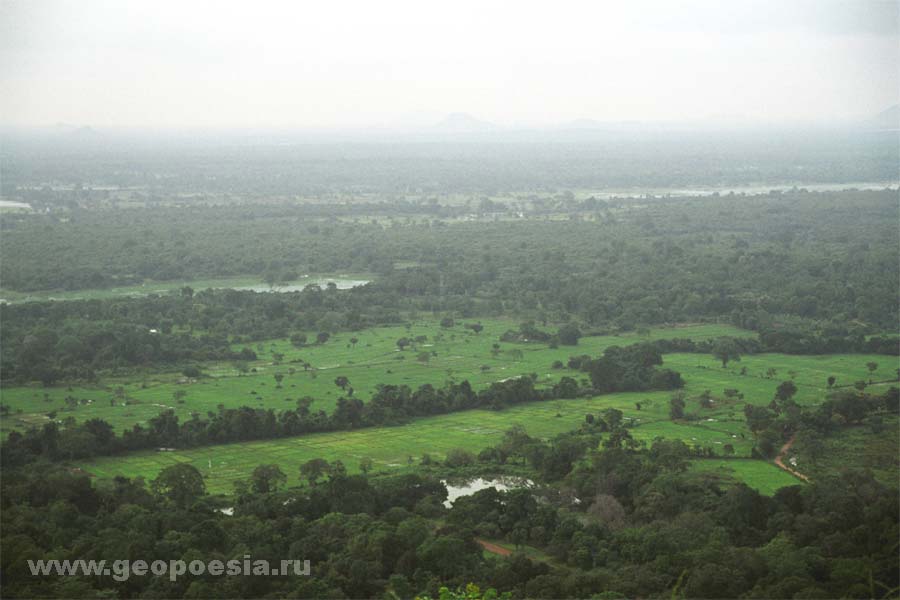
[433, 113, 497, 133]
[866, 105, 899, 130]
[71, 126, 101, 139]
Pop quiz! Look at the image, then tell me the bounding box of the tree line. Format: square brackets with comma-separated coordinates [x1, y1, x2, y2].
[1, 344, 685, 466]
[3, 279, 895, 388]
[3, 191, 897, 334]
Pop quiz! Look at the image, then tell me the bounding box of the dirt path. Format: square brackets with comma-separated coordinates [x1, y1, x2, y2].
[477, 539, 512, 556]
[774, 435, 811, 483]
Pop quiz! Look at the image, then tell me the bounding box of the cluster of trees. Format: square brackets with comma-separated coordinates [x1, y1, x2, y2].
[0, 322, 258, 385]
[0, 285, 408, 383]
[2, 422, 897, 599]
[2, 345, 684, 465]
[643, 334, 898, 363]
[579, 344, 684, 393]
[474, 420, 637, 481]
[0, 464, 469, 598]
[741, 384, 899, 459]
[499, 321, 581, 346]
[447, 426, 900, 597]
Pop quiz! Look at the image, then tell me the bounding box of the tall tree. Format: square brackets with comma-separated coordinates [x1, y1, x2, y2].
[151, 463, 206, 507]
[712, 338, 741, 368]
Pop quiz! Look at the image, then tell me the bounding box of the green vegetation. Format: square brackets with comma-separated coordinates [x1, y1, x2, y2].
[1, 142, 897, 599]
[0, 321, 751, 437]
[689, 459, 802, 495]
[7, 440, 897, 599]
[791, 415, 900, 486]
[69, 340, 893, 494]
[72, 390, 693, 493]
[2, 191, 897, 339]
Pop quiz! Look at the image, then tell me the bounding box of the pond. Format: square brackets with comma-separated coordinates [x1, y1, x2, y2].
[588, 181, 898, 200]
[442, 476, 534, 508]
[233, 276, 369, 292]
[0, 274, 371, 304]
[0, 200, 32, 210]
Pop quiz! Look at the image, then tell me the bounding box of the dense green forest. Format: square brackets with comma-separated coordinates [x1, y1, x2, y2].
[2, 426, 897, 599]
[3, 190, 897, 322]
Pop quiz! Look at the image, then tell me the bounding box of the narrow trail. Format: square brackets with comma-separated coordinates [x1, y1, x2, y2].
[774, 435, 811, 483]
[477, 539, 512, 556]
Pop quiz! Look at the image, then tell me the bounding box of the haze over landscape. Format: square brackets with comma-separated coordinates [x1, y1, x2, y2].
[0, 2, 898, 600]
[1, 0, 898, 131]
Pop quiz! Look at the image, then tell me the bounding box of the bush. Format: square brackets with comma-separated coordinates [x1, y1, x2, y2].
[444, 448, 475, 468]
[558, 323, 581, 345]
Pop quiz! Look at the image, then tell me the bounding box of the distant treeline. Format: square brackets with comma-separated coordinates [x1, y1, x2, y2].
[1, 285, 897, 386]
[0, 285, 408, 384]
[1, 344, 684, 465]
[644, 333, 899, 357]
[2, 191, 897, 334]
[3, 130, 896, 198]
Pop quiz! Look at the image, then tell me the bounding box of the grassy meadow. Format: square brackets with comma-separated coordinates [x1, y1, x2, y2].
[4, 317, 894, 495]
[0, 320, 754, 437]
[688, 459, 803, 496]
[79, 387, 757, 494]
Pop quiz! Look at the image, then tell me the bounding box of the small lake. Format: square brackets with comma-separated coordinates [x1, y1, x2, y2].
[233, 277, 369, 292]
[442, 476, 533, 508]
[589, 181, 898, 200]
[0, 200, 32, 210]
[0, 275, 370, 304]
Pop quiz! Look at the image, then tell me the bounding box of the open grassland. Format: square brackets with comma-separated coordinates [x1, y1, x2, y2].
[77, 388, 749, 494]
[0, 321, 752, 438]
[688, 459, 803, 495]
[665, 352, 897, 407]
[74, 347, 896, 495]
[10, 318, 895, 495]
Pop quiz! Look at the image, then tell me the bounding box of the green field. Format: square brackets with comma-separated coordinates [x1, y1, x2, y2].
[689, 459, 803, 495]
[75, 389, 704, 494]
[8, 318, 895, 495]
[0, 320, 753, 437]
[73, 347, 896, 494]
[664, 352, 897, 407]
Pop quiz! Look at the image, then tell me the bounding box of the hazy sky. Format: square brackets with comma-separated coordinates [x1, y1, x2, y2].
[1, 0, 897, 130]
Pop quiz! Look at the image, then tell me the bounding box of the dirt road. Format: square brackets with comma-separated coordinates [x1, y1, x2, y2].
[774, 435, 811, 483]
[477, 539, 512, 556]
